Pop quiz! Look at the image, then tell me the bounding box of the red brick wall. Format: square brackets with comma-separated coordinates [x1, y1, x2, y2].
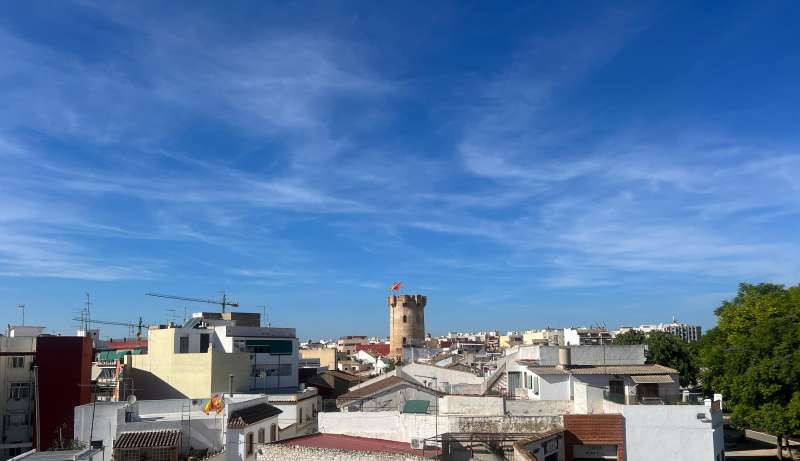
[34, 336, 93, 450]
[564, 414, 625, 461]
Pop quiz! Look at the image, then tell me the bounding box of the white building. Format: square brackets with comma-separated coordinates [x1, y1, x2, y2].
[353, 350, 391, 375]
[0, 327, 42, 460]
[74, 394, 287, 461]
[617, 317, 702, 342]
[563, 328, 614, 345]
[494, 345, 682, 405]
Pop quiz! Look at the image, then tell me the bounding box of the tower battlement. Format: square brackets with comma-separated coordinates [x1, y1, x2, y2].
[387, 294, 427, 309]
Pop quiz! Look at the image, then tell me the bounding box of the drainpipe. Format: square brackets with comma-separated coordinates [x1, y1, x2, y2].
[228, 374, 234, 397]
[33, 365, 41, 451]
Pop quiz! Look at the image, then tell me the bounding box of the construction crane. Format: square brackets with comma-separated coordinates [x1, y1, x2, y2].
[71, 316, 148, 339]
[145, 291, 239, 313]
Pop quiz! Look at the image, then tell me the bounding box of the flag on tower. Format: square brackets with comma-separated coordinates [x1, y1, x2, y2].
[390, 282, 402, 291]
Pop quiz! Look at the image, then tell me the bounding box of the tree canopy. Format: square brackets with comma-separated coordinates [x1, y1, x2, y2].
[612, 329, 646, 345]
[699, 283, 800, 438]
[613, 329, 698, 386]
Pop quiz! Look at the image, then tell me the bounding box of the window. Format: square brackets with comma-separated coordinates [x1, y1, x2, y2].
[533, 376, 540, 395]
[402, 337, 407, 345]
[257, 428, 265, 444]
[402, 315, 407, 323]
[246, 432, 254, 456]
[119, 450, 138, 461]
[242, 339, 292, 355]
[9, 383, 30, 400]
[256, 364, 292, 377]
[150, 448, 170, 461]
[179, 336, 189, 353]
[298, 408, 303, 424]
[200, 334, 210, 352]
[5, 413, 28, 426]
[8, 356, 24, 368]
[609, 379, 625, 395]
[270, 424, 277, 442]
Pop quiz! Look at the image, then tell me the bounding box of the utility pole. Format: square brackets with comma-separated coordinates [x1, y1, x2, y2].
[418, 375, 439, 449]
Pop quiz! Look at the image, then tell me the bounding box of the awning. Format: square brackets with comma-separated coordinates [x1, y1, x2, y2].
[631, 374, 674, 384]
[90, 365, 102, 381]
[402, 400, 430, 414]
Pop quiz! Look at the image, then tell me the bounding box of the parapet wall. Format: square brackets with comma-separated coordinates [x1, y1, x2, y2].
[319, 412, 563, 443]
[256, 445, 430, 461]
[387, 294, 427, 308]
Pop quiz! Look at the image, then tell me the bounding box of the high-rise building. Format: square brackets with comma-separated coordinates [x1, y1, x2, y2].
[387, 294, 426, 361]
[617, 317, 702, 342]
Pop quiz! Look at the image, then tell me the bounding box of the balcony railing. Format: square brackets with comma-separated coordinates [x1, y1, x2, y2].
[603, 391, 707, 405]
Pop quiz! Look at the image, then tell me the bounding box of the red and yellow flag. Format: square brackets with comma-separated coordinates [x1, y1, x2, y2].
[203, 394, 225, 415]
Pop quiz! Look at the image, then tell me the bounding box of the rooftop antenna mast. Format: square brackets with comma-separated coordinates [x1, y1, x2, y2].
[257, 305, 270, 327]
[17, 304, 25, 326]
[85, 292, 92, 332]
[71, 316, 149, 339]
[145, 291, 239, 314]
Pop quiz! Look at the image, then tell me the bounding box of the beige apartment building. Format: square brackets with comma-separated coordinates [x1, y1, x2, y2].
[335, 336, 368, 354]
[299, 348, 339, 371]
[0, 327, 42, 460]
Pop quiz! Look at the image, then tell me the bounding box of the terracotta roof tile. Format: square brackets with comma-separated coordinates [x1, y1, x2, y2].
[227, 403, 282, 429]
[114, 430, 180, 449]
[520, 363, 678, 376]
[338, 376, 439, 400]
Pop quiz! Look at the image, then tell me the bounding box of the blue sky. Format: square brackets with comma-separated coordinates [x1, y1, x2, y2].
[1, 1, 799, 340]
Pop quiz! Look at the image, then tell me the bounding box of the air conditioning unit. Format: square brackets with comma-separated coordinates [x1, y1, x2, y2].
[410, 437, 426, 449]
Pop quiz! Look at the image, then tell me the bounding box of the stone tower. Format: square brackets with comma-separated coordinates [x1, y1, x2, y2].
[388, 294, 427, 361]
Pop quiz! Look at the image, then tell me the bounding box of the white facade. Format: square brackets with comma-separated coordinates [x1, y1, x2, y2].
[399, 363, 483, 393]
[214, 326, 300, 390]
[622, 400, 724, 461]
[224, 397, 280, 461]
[74, 395, 288, 461]
[0, 333, 38, 460]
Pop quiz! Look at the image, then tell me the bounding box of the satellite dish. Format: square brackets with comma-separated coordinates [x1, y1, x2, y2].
[127, 394, 137, 405]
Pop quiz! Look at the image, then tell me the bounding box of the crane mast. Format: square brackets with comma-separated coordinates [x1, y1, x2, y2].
[145, 291, 239, 313]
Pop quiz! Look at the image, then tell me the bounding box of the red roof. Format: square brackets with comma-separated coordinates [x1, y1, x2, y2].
[281, 433, 437, 457]
[355, 343, 390, 356]
[105, 339, 148, 350]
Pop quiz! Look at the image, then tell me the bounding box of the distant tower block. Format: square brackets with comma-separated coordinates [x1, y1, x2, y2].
[388, 294, 427, 360]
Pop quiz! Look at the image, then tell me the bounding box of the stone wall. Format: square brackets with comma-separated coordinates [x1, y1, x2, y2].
[388, 295, 426, 359]
[256, 445, 430, 461]
[319, 411, 563, 442]
[440, 395, 504, 416]
[505, 399, 574, 416]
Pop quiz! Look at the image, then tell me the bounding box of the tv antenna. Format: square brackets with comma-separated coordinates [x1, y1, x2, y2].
[145, 291, 239, 313]
[17, 304, 25, 326]
[71, 316, 149, 339]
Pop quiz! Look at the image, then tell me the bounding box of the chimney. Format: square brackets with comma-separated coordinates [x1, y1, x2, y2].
[558, 346, 571, 369]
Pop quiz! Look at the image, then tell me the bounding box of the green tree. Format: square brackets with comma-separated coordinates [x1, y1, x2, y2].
[699, 283, 800, 459]
[613, 329, 697, 386]
[645, 331, 698, 387]
[612, 329, 646, 345]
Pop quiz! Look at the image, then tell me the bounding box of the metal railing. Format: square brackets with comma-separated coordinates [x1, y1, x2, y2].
[603, 391, 707, 405]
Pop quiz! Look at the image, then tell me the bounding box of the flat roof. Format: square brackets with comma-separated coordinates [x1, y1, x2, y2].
[10, 448, 102, 461]
[280, 433, 436, 457]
